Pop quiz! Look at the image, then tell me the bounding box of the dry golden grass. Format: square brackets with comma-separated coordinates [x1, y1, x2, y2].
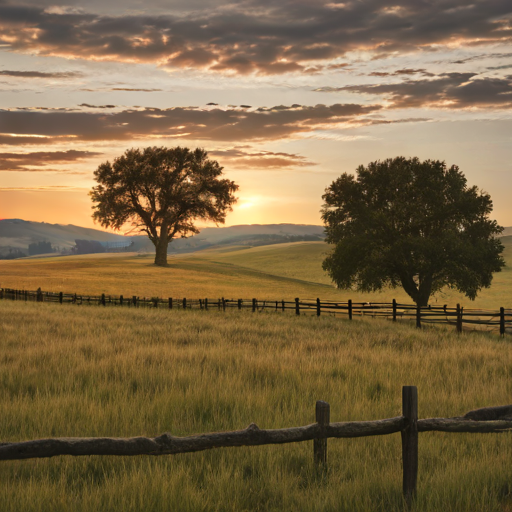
[0, 237, 511, 309]
[1, 300, 512, 511]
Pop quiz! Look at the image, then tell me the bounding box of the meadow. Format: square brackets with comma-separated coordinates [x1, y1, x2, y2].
[0, 235, 511, 307]
[1, 239, 512, 511]
[1, 301, 512, 511]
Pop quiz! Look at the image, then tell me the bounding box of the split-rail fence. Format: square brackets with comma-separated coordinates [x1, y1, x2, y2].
[1, 286, 511, 336]
[1, 387, 512, 505]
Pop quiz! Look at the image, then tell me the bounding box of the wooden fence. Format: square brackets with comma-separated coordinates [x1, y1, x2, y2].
[1, 286, 511, 336]
[1, 386, 512, 505]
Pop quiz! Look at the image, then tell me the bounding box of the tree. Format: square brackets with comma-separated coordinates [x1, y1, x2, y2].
[321, 157, 505, 306]
[90, 146, 238, 266]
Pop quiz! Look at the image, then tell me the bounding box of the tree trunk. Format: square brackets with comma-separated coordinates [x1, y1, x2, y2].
[154, 235, 169, 266]
[399, 272, 432, 307]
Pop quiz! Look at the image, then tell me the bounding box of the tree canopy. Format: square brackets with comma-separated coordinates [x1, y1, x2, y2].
[321, 157, 505, 306]
[90, 146, 238, 266]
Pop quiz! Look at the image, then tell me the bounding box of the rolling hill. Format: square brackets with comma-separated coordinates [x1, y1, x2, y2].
[0, 219, 325, 257]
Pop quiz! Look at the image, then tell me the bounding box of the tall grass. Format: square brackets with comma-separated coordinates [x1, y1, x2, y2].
[1, 300, 512, 511]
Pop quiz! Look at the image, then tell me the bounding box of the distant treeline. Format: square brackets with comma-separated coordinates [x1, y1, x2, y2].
[73, 240, 106, 255]
[0, 248, 27, 260]
[28, 241, 54, 256]
[0, 241, 55, 260]
[73, 239, 134, 255]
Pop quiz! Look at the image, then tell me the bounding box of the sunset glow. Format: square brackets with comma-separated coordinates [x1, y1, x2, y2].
[0, 0, 511, 229]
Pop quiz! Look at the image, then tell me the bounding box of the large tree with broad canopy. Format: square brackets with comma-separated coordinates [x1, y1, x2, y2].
[321, 157, 505, 306]
[90, 146, 238, 266]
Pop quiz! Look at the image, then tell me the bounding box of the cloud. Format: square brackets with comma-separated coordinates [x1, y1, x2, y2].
[110, 88, 163, 92]
[0, 150, 102, 171]
[0, 70, 82, 78]
[79, 103, 117, 109]
[209, 147, 316, 168]
[0, 1, 510, 75]
[315, 73, 512, 109]
[0, 103, 381, 144]
[368, 68, 435, 77]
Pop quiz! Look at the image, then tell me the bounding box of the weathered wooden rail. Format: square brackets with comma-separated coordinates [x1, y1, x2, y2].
[1, 387, 511, 505]
[1, 286, 511, 336]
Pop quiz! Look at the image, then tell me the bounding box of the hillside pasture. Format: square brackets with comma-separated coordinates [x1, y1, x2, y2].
[1, 301, 512, 511]
[0, 237, 511, 308]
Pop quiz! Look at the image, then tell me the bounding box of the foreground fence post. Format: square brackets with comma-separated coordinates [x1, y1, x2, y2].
[183, 298, 187, 310]
[168, 298, 173, 309]
[392, 299, 397, 322]
[59, 292, 63, 304]
[348, 299, 352, 320]
[205, 298, 208, 311]
[416, 305, 421, 329]
[314, 400, 330, 468]
[316, 298, 321, 317]
[295, 298, 300, 316]
[500, 307, 505, 337]
[222, 297, 226, 311]
[252, 298, 256, 312]
[402, 386, 418, 506]
[456, 304, 462, 334]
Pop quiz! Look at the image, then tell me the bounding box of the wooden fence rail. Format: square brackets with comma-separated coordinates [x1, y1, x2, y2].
[1, 286, 511, 337]
[1, 386, 512, 505]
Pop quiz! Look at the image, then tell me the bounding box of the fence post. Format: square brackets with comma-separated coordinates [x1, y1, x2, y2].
[101, 293, 105, 306]
[36, 287, 43, 302]
[59, 292, 63, 304]
[348, 299, 352, 320]
[252, 298, 256, 312]
[295, 298, 300, 316]
[392, 299, 397, 322]
[314, 400, 330, 468]
[416, 304, 421, 329]
[205, 298, 208, 311]
[168, 298, 173, 309]
[282, 300, 285, 312]
[132, 296, 137, 307]
[316, 298, 321, 317]
[456, 304, 462, 333]
[402, 386, 418, 506]
[238, 299, 242, 310]
[222, 297, 226, 311]
[120, 295, 124, 306]
[500, 307, 505, 337]
[183, 298, 187, 310]
[199, 299, 203, 310]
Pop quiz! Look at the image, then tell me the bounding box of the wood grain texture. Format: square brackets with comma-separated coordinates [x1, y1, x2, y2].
[0, 417, 405, 461]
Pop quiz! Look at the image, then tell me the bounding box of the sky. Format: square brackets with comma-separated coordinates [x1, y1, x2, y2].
[0, 0, 511, 230]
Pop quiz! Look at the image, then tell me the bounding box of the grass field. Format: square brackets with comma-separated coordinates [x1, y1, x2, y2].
[1, 301, 512, 511]
[0, 236, 511, 308]
[1, 238, 512, 510]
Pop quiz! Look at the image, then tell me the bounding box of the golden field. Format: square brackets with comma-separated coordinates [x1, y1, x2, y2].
[1, 239, 512, 511]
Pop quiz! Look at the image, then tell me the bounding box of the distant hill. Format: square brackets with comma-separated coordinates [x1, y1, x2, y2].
[0, 219, 326, 257]
[0, 219, 126, 257]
